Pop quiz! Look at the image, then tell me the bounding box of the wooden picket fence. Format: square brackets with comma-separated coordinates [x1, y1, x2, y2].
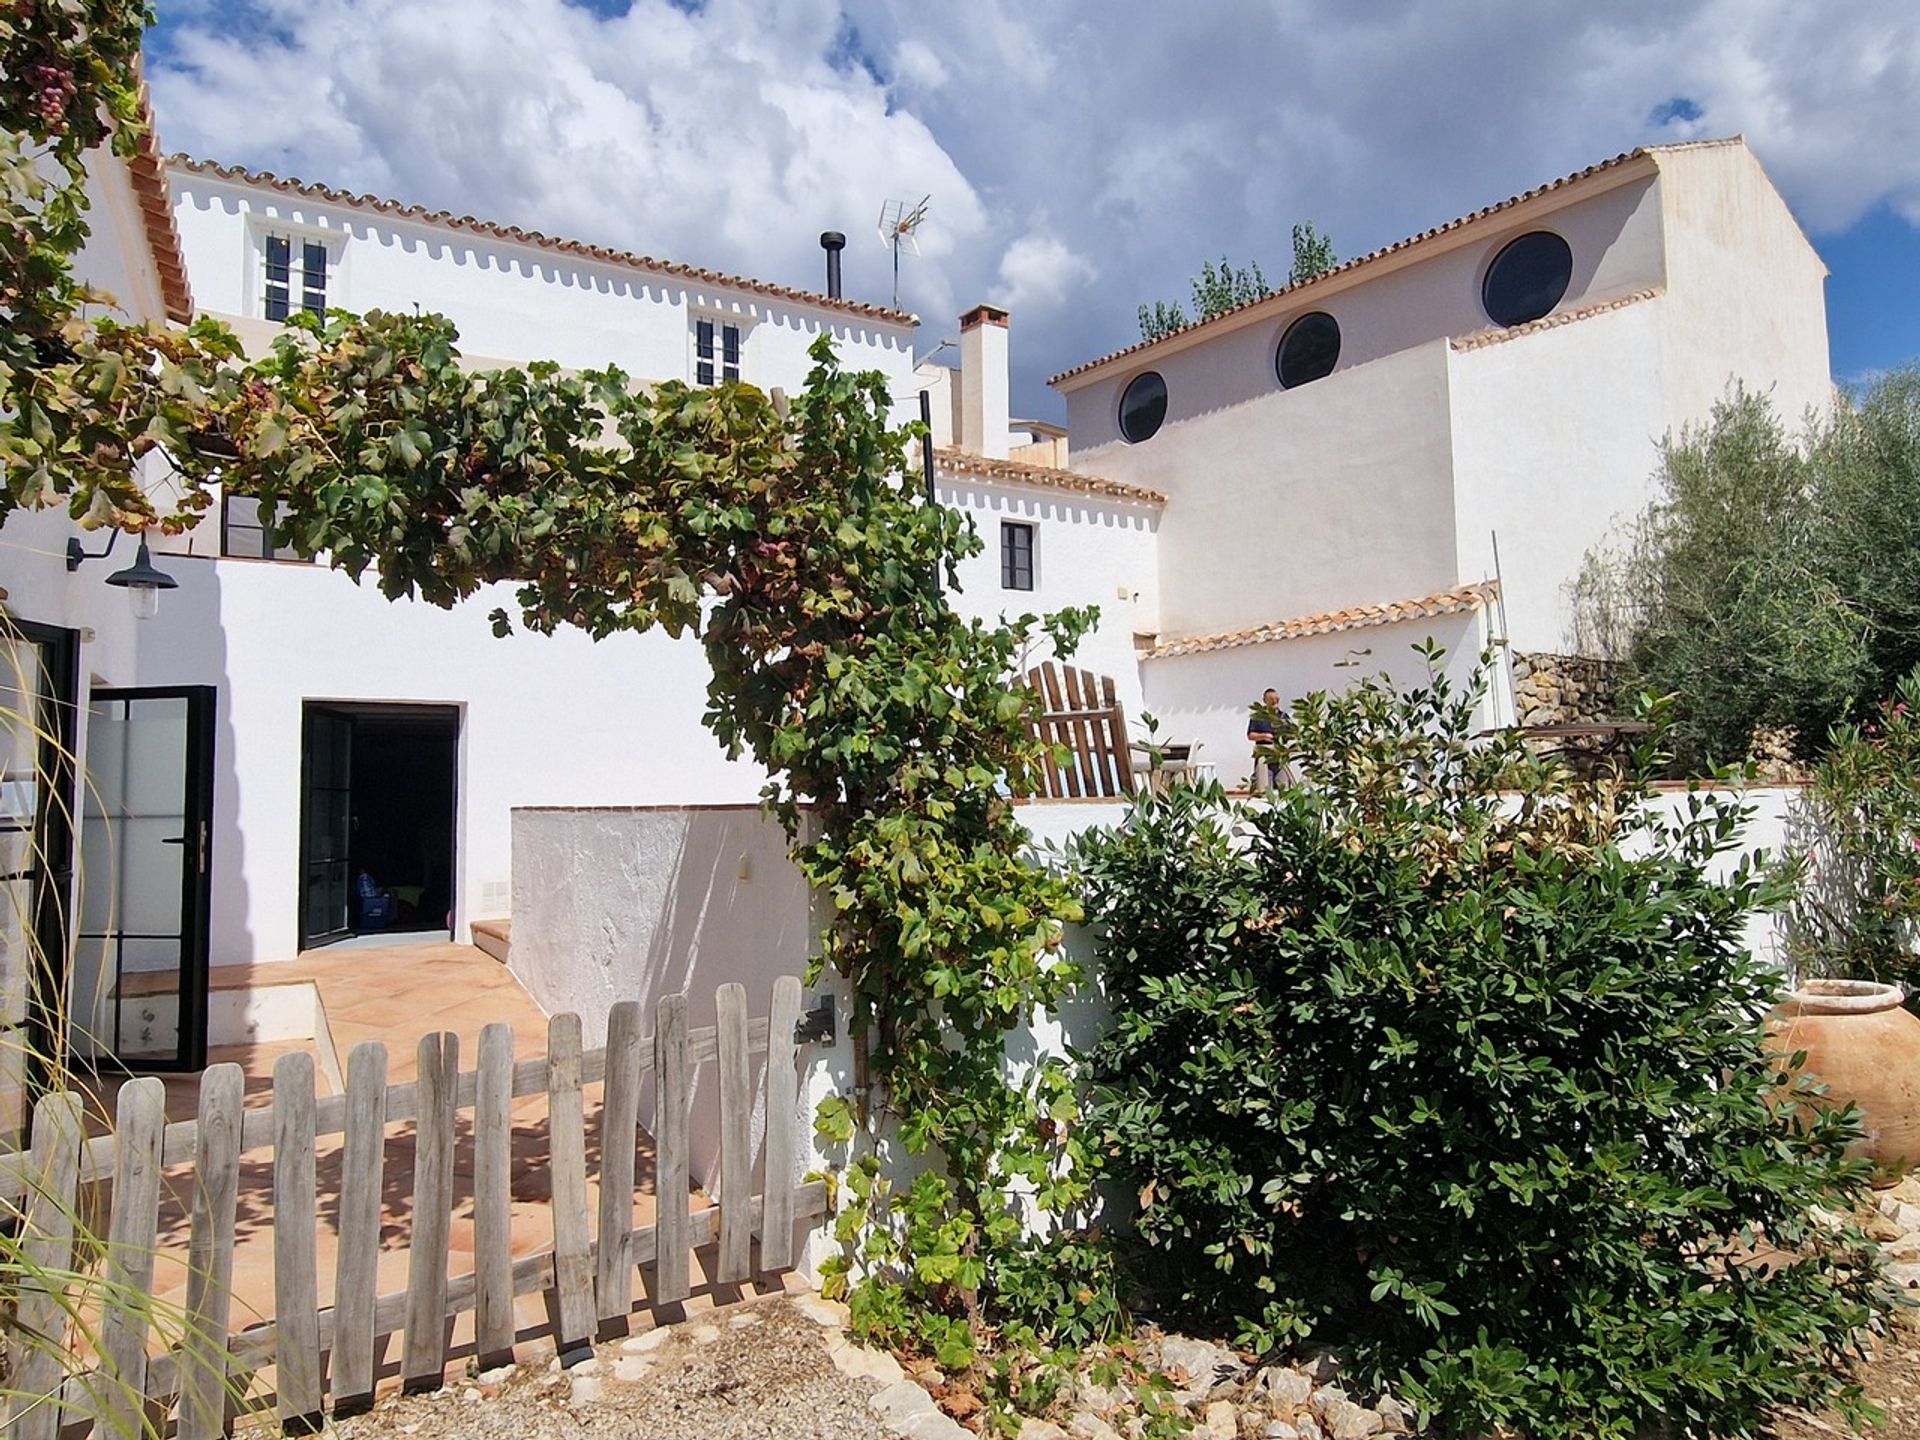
[0, 976, 824, 1439]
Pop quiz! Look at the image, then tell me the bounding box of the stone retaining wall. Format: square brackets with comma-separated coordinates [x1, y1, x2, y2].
[1511, 651, 1616, 728]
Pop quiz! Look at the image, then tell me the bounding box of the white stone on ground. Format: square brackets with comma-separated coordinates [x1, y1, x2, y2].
[827, 1332, 907, 1385]
[869, 1379, 973, 1440]
[1260, 1366, 1314, 1411]
[1066, 1412, 1123, 1440]
[791, 1293, 851, 1327]
[566, 1376, 601, 1407]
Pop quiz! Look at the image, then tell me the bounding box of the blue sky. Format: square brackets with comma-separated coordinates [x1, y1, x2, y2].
[1820, 205, 1920, 388]
[145, 1, 1920, 418]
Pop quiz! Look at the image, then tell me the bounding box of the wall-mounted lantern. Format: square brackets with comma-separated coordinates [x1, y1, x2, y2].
[66, 532, 179, 620]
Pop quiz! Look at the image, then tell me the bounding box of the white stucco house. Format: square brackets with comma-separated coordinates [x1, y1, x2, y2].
[0, 109, 1159, 1072]
[0, 121, 1834, 1081]
[1048, 137, 1833, 769]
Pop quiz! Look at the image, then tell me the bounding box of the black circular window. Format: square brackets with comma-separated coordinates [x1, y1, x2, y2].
[1276, 311, 1340, 388]
[1482, 231, 1573, 327]
[1118, 371, 1168, 444]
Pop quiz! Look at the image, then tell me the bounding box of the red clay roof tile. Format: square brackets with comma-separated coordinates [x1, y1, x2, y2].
[169, 156, 919, 327]
[1146, 581, 1498, 658]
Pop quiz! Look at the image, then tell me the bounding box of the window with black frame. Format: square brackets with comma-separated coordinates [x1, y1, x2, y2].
[220, 495, 309, 561]
[263, 234, 329, 322]
[694, 318, 742, 385]
[1001, 521, 1036, 591]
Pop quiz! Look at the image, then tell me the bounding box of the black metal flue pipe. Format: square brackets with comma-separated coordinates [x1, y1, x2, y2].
[819, 231, 846, 300]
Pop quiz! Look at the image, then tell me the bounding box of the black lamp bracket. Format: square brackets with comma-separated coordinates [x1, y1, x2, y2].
[66, 530, 121, 572]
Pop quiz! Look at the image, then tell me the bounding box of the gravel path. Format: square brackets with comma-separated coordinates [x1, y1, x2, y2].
[331, 1299, 893, 1440]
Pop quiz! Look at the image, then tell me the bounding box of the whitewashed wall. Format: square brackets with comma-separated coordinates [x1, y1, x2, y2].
[40, 559, 768, 967]
[509, 804, 819, 1191]
[936, 475, 1160, 718]
[169, 171, 916, 400]
[0, 162, 925, 974]
[1057, 144, 1829, 661]
[1448, 146, 1834, 654]
[1445, 298, 1677, 653]
[1654, 143, 1834, 435]
[1139, 611, 1504, 789]
[1060, 169, 1670, 645]
[1075, 342, 1463, 640]
[1062, 170, 1665, 454]
[75, 149, 176, 326]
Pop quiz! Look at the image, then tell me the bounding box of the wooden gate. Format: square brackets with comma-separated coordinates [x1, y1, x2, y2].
[0, 977, 821, 1437]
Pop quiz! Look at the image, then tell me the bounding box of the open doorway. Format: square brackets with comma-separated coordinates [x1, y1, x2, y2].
[299, 702, 458, 952]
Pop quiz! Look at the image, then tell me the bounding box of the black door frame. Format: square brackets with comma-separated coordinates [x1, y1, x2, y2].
[298, 701, 461, 953]
[7, 620, 79, 1097]
[85, 684, 215, 1074]
[298, 706, 354, 951]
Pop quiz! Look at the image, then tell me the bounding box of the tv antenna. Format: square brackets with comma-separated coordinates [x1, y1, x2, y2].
[878, 195, 930, 310]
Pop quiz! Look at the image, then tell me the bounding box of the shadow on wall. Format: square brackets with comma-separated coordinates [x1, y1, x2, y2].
[507, 804, 817, 1185]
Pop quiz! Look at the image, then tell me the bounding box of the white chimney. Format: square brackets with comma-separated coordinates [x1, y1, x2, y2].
[958, 303, 1011, 459]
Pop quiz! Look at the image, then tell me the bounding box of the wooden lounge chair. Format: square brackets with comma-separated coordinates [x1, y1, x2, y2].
[1018, 660, 1137, 799]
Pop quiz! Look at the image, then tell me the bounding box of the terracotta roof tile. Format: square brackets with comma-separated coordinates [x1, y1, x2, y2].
[1450, 287, 1663, 351]
[169, 156, 919, 327]
[1049, 139, 1743, 388]
[125, 78, 193, 323]
[933, 447, 1166, 506]
[1146, 581, 1498, 658]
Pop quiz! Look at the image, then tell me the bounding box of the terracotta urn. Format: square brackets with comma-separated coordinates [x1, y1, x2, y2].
[1768, 978, 1920, 1183]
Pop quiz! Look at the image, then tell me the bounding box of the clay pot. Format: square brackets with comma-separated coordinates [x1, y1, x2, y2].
[1768, 978, 1920, 1183]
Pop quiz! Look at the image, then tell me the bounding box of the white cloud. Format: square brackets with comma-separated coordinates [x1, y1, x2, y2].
[150, 0, 1920, 416]
[995, 230, 1096, 313]
[891, 39, 949, 93]
[150, 0, 986, 325]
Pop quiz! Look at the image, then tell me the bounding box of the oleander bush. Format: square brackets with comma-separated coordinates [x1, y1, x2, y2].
[1073, 651, 1893, 1439]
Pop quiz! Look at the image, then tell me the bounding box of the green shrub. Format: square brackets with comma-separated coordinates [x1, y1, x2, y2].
[1782, 669, 1920, 992]
[1573, 370, 1920, 771]
[1073, 652, 1890, 1439]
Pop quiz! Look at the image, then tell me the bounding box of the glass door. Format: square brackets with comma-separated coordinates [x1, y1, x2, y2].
[300, 708, 353, 949]
[73, 687, 214, 1072]
[0, 622, 78, 1149]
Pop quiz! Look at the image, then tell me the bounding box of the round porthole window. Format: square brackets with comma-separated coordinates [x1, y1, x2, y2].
[1118, 371, 1168, 444]
[1482, 231, 1573, 327]
[1276, 311, 1341, 388]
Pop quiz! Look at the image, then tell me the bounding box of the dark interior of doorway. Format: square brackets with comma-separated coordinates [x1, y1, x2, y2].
[300, 702, 458, 952]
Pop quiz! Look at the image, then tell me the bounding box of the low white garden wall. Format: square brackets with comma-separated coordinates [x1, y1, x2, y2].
[508, 784, 1811, 1272]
